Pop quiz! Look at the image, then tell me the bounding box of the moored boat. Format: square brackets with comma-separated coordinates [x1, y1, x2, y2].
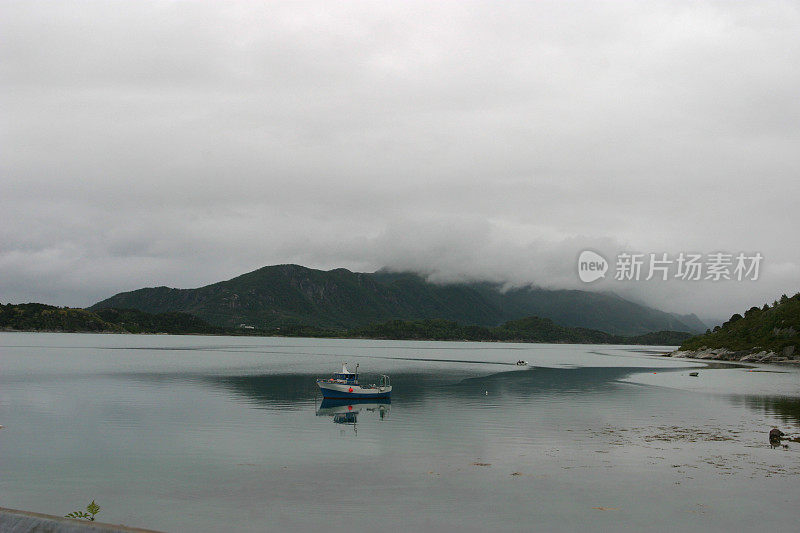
[316, 363, 392, 399]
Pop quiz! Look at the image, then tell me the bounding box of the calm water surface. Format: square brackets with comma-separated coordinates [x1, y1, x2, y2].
[1, 333, 798, 532]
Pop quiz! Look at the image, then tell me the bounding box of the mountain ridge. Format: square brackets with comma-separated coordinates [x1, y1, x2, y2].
[89, 263, 703, 336]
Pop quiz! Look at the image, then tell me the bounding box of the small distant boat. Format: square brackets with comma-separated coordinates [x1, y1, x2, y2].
[689, 372, 699, 377]
[515, 360, 528, 366]
[316, 363, 392, 399]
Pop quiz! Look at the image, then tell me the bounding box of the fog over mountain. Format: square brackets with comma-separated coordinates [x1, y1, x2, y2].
[2, 1, 798, 318]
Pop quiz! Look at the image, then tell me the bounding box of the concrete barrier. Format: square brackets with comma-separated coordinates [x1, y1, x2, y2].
[0, 507, 163, 533]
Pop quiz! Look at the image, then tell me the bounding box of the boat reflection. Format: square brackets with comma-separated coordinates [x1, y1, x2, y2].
[316, 399, 391, 434]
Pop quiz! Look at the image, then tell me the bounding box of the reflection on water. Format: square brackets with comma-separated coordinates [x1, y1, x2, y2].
[206, 365, 699, 408]
[454, 365, 694, 395]
[210, 374, 319, 407]
[316, 399, 391, 434]
[110, 364, 800, 434]
[731, 395, 800, 427]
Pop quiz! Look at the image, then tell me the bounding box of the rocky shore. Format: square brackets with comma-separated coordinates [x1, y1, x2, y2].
[667, 345, 799, 364]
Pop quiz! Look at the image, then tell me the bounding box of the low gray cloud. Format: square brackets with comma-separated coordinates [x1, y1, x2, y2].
[1, 0, 798, 319]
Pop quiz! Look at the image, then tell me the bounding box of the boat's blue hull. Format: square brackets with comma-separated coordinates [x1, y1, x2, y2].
[319, 398, 391, 409]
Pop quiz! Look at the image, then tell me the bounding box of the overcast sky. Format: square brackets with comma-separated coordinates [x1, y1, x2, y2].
[1, 0, 798, 319]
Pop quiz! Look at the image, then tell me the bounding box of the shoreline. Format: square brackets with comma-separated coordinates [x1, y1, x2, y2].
[666, 347, 800, 364]
[0, 328, 687, 347]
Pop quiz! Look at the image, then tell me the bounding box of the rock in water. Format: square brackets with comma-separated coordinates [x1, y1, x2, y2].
[769, 427, 785, 448]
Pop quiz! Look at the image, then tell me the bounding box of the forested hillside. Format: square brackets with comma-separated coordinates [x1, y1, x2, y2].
[90, 264, 703, 336]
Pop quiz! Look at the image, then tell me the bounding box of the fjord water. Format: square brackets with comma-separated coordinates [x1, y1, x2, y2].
[1, 334, 798, 532]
